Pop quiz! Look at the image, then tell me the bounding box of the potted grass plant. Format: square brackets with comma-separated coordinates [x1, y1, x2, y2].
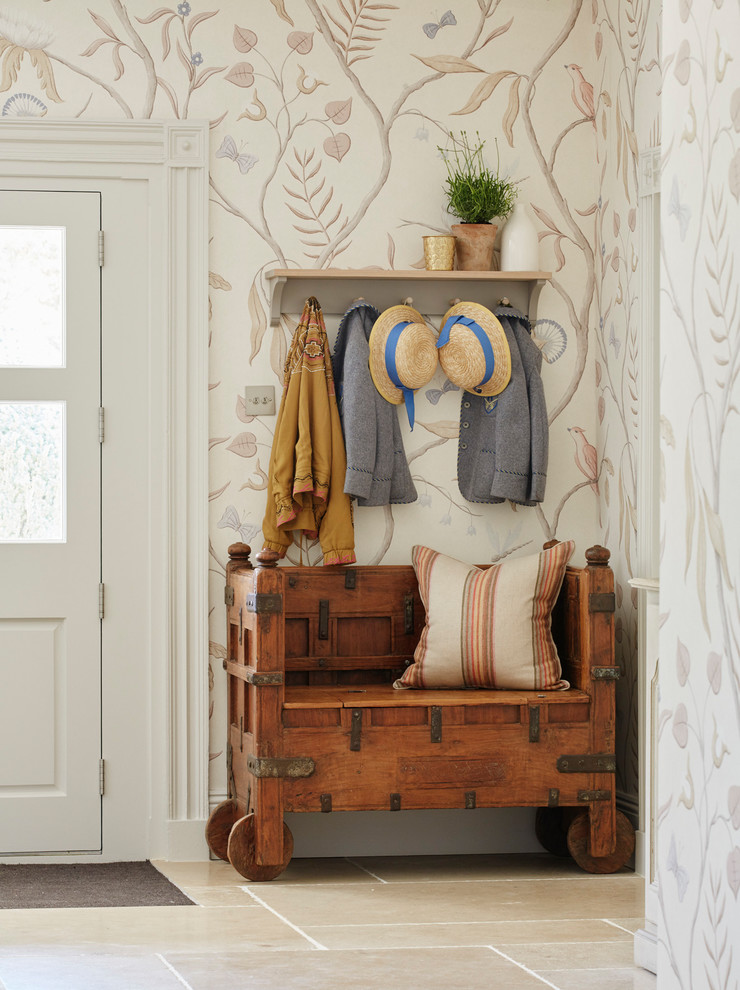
[440, 130, 518, 270]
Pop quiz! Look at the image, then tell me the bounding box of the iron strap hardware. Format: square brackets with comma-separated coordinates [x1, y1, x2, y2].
[390, 793, 401, 811]
[350, 709, 362, 751]
[465, 791, 476, 810]
[222, 660, 283, 686]
[548, 788, 560, 807]
[246, 755, 315, 778]
[591, 666, 621, 681]
[344, 570, 356, 589]
[319, 599, 329, 639]
[225, 585, 234, 606]
[245, 592, 283, 615]
[529, 705, 540, 743]
[556, 753, 616, 773]
[588, 592, 616, 613]
[320, 793, 332, 813]
[430, 706, 442, 743]
[404, 592, 415, 635]
[578, 789, 612, 802]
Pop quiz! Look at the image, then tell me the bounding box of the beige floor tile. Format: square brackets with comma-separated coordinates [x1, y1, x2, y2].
[246, 875, 644, 928]
[498, 939, 636, 970]
[167, 946, 549, 990]
[155, 856, 375, 894]
[0, 905, 306, 953]
[538, 967, 657, 989]
[351, 852, 588, 883]
[0, 951, 185, 990]
[302, 918, 632, 950]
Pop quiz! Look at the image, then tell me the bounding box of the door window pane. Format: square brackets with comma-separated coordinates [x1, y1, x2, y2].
[0, 402, 65, 542]
[0, 227, 65, 367]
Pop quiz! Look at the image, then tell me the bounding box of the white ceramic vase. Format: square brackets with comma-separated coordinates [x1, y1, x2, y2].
[500, 202, 539, 272]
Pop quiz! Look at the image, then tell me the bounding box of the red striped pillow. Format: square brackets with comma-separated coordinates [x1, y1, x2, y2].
[394, 541, 575, 690]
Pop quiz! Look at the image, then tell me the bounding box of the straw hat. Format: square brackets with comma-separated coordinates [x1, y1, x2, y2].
[436, 301, 511, 397]
[369, 304, 439, 429]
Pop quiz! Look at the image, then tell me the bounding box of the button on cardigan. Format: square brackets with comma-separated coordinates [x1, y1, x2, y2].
[457, 305, 548, 506]
[262, 297, 356, 566]
[332, 301, 417, 507]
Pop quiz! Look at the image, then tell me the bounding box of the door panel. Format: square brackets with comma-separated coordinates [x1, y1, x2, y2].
[0, 190, 101, 853]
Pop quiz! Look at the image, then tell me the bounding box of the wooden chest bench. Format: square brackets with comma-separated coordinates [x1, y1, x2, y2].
[206, 543, 634, 880]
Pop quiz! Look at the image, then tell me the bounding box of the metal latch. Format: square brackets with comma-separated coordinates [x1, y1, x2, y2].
[591, 666, 621, 680]
[246, 755, 315, 778]
[225, 584, 234, 606]
[390, 793, 401, 811]
[430, 706, 442, 743]
[245, 592, 283, 614]
[319, 599, 329, 639]
[350, 709, 362, 751]
[344, 570, 356, 589]
[320, 793, 332, 813]
[465, 791, 476, 809]
[404, 592, 415, 635]
[548, 788, 559, 807]
[529, 705, 540, 743]
[557, 753, 616, 773]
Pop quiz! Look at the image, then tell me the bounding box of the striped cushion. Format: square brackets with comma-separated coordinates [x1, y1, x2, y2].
[394, 541, 575, 690]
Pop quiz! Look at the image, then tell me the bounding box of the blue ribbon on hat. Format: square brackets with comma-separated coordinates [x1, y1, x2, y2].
[385, 320, 417, 430]
[436, 314, 494, 394]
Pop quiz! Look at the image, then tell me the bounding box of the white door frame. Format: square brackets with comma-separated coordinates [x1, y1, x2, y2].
[0, 120, 209, 862]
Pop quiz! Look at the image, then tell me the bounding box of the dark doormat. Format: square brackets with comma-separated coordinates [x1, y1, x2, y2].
[0, 861, 195, 909]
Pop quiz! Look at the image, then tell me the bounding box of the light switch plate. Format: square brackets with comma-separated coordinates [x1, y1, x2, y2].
[244, 385, 276, 416]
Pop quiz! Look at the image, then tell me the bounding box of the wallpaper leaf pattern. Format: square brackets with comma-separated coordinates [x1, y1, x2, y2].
[659, 0, 740, 983]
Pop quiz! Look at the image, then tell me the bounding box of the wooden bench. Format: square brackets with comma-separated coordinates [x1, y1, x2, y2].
[206, 543, 634, 880]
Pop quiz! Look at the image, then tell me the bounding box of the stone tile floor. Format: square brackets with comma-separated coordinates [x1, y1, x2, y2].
[0, 854, 656, 989]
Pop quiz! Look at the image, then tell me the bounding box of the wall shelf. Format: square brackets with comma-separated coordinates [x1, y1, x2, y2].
[265, 268, 552, 326]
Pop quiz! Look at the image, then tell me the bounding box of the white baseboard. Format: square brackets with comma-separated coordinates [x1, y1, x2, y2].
[634, 923, 658, 974]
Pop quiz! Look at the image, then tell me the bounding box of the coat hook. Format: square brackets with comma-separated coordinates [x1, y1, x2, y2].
[498, 296, 511, 307]
[449, 297, 461, 306]
[402, 296, 413, 306]
[353, 296, 365, 303]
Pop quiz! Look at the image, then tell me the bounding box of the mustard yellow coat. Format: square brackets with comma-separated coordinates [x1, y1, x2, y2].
[262, 297, 356, 566]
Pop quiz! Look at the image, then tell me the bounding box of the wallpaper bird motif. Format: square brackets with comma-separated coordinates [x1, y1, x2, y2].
[1, 0, 659, 862]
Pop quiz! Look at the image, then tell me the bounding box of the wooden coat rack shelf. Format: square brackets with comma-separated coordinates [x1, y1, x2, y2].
[265, 269, 552, 326]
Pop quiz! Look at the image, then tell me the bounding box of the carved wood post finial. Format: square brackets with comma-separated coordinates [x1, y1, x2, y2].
[585, 545, 610, 566]
[256, 548, 280, 568]
[228, 543, 251, 561]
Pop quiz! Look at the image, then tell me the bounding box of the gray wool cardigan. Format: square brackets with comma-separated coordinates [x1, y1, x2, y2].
[332, 302, 417, 506]
[457, 305, 548, 506]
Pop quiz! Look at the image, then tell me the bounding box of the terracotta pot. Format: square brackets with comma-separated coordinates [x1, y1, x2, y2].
[451, 223, 498, 271]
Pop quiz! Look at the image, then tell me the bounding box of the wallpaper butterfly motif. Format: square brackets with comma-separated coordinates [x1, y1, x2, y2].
[216, 135, 258, 174]
[423, 10, 456, 39]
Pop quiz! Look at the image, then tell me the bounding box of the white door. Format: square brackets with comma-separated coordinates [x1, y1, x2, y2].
[0, 190, 102, 854]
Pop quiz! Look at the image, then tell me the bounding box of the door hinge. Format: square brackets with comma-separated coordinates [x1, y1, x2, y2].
[98, 229, 104, 267]
[98, 582, 105, 619]
[99, 758, 105, 795]
[98, 407, 105, 443]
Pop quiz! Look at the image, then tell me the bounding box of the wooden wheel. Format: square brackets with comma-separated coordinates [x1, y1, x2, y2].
[534, 807, 579, 858]
[205, 800, 241, 862]
[566, 810, 636, 874]
[227, 814, 294, 882]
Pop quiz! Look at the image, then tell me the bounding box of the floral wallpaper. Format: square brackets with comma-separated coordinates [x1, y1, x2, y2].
[0, 0, 657, 844]
[658, 0, 740, 985]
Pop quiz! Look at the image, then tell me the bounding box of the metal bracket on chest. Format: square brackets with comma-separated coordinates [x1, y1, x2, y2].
[430, 706, 442, 743]
[246, 755, 315, 778]
[344, 570, 356, 589]
[578, 789, 612, 802]
[588, 592, 616, 613]
[404, 593, 415, 635]
[225, 585, 234, 606]
[245, 592, 283, 615]
[319, 599, 329, 639]
[529, 705, 540, 743]
[556, 753, 616, 774]
[591, 666, 621, 681]
[350, 709, 362, 751]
